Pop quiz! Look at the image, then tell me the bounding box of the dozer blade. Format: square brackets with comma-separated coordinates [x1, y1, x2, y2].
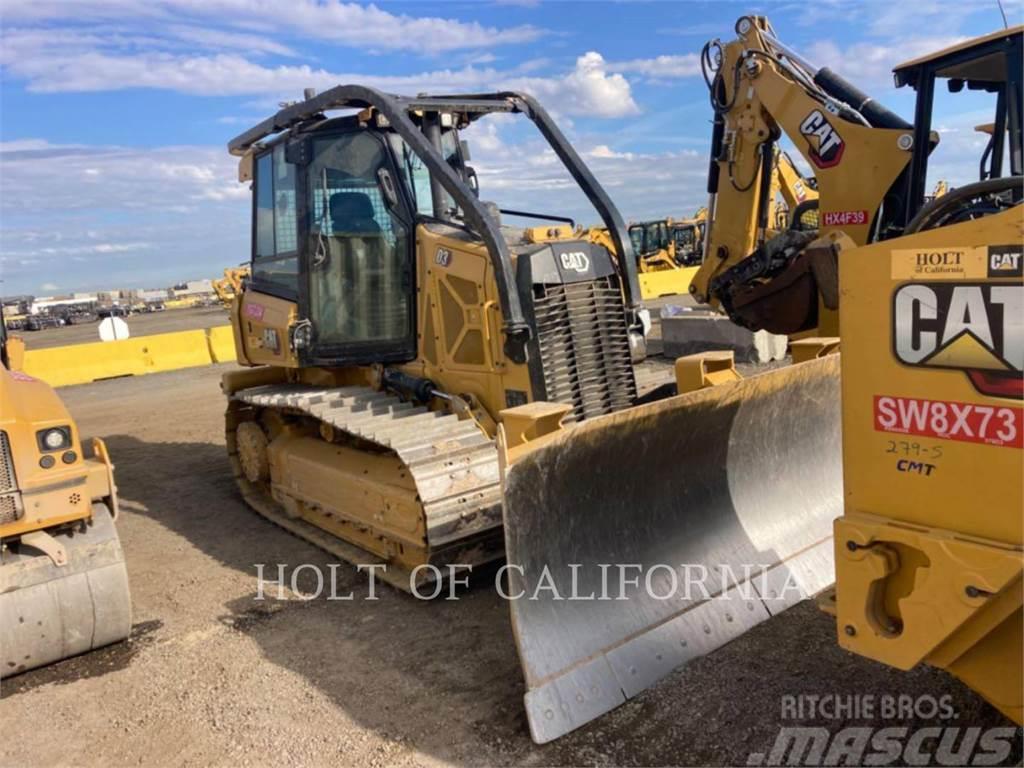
[503, 354, 842, 743]
[1, 503, 131, 679]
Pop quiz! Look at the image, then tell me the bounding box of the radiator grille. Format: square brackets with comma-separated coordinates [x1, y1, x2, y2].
[0, 495, 18, 525]
[533, 277, 637, 423]
[0, 432, 15, 493]
[0, 431, 20, 524]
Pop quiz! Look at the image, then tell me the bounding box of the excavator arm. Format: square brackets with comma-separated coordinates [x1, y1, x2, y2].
[692, 15, 915, 335]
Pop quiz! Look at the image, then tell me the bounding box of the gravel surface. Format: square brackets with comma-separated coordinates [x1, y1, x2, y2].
[0, 363, 1017, 767]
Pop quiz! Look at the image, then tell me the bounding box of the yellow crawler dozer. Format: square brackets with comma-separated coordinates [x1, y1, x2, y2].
[0, 322, 130, 677]
[222, 88, 651, 590]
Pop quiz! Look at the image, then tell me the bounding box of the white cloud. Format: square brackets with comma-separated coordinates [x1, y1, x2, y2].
[39, 282, 59, 291]
[0, 0, 545, 52]
[164, 25, 299, 57]
[0, 139, 248, 294]
[461, 121, 706, 225]
[508, 53, 639, 118]
[0, 32, 640, 118]
[806, 36, 966, 92]
[607, 54, 701, 80]
[34, 242, 153, 256]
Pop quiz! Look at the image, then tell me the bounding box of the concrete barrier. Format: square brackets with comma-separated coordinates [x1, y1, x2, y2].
[22, 325, 237, 388]
[205, 325, 237, 363]
[661, 311, 788, 364]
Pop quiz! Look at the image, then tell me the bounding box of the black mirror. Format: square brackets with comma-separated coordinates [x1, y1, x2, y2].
[377, 167, 399, 208]
[465, 166, 480, 197]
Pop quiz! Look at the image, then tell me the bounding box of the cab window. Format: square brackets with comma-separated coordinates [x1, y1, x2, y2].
[306, 132, 412, 349]
[252, 144, 299, 296]
[387, 132, 458, 217]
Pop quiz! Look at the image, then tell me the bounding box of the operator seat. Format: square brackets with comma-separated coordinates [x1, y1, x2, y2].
[329, 192, 381, 234]
[315, 191, 403, 343]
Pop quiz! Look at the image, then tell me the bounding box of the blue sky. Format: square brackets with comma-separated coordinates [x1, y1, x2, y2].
[0, 0, 1020, 296]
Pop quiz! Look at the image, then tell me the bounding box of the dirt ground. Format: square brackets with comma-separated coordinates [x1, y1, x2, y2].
[0, 364, 1018, 767]
[18, 306, 230, 350]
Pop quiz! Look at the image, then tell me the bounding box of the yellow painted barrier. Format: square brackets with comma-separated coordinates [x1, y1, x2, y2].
[205, 325, 238, 363]
[22, 325, 237, 388]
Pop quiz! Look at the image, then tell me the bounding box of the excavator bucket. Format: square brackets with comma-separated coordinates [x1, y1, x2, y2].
[503, 354, 843, 743]
[0, 504, 131, 678]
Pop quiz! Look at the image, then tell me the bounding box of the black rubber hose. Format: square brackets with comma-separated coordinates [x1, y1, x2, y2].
[813, 68, 912, 130]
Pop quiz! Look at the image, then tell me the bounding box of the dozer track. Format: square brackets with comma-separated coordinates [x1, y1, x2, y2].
[227, 384, 503, 591]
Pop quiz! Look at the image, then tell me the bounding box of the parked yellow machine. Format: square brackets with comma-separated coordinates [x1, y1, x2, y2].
[502, 18, 1022, 742]
[623, 211, 707, 299]
[222, 88, 649, 590]
[830, 30, 1023, 726]
[212, 266, 251, 309]
[0, 321, 131, 677]
[690, 17, 924, 337]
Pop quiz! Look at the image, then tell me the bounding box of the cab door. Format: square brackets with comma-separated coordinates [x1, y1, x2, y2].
[299, 131, 417, 367]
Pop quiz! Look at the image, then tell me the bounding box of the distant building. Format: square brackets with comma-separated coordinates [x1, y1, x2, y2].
[129, 288, 170, 302]
[30, 296, 98, 314]
[171, 279, 214, 297]
[2, 296, 33, 316]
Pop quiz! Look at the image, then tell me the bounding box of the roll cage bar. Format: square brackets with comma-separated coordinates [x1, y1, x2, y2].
[229, 86, 642, 364]
[894, 27, 1023, 225]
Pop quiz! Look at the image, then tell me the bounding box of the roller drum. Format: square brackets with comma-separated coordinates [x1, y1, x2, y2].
[0, 503, 131, 678]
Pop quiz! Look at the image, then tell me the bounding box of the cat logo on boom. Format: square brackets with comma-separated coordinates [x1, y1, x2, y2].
[799, 110, 845, 169]
[892, 281, 1023, 397]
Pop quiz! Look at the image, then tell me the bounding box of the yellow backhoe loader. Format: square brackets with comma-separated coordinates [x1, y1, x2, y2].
[669, 210, 707, 265]
[212, 265, 251, 309]
[623, 211, 707, 299]
[222, 89, 651, 590]
[0, 321, 130, 678]
[502, 19, 1022, 743]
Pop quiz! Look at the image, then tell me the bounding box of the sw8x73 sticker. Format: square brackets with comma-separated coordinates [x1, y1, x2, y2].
[875, 395, 1022, 448]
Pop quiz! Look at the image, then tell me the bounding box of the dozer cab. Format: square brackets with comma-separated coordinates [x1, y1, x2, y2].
[222, 88, 650, 590]
[503, 19, 1022, 742]
[0, 319, 131, 677]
